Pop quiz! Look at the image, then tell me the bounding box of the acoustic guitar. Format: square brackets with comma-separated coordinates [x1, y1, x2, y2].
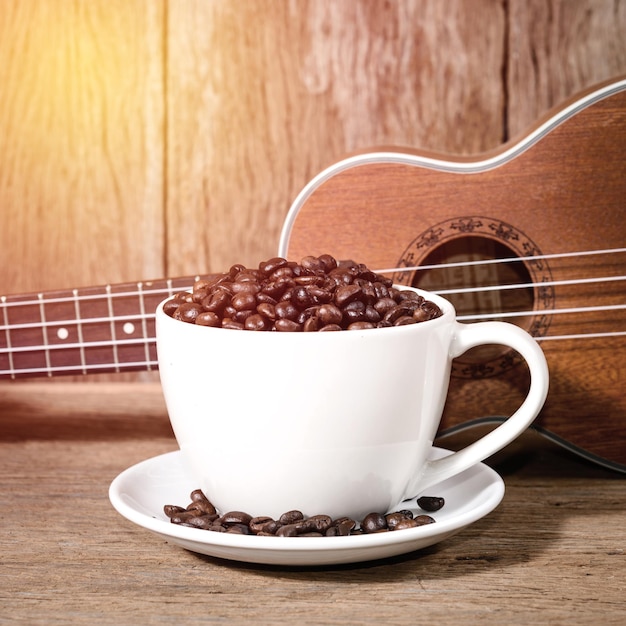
[1, 77, 625, 473]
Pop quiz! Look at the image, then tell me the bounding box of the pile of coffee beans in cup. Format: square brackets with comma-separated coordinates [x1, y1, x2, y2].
[163, 254, 442, 331]
[164, 490, 445, 537]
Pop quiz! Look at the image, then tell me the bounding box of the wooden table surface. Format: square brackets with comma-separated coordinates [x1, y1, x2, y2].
[1, 382, 624, 625]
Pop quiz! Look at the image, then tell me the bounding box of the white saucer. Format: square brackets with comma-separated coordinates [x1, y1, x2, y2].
[109, 448, 504, 566]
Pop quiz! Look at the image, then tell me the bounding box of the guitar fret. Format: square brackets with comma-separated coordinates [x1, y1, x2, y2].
[106, 285, 120, 373]
[1, 295, 16, 379]
[2, 293, 49, 377]
[37, 294, 52, 376]
[137, 282, 152, 371]
[73, 289, 87, 375]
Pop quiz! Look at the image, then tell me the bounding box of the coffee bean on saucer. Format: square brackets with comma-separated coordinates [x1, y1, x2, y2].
[417, 496, 445, 512]
[163, 490, 445, 537]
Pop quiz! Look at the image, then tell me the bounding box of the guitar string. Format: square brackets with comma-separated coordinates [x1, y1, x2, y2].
[2, 271, 624, 311]
[2, 247, 625, 309]
[1, 288, 625, 334]
[5, 329, 626, 377]
[433, 274, 626, 296]
[1, 294, 625, 335]
[373, 246, 626, 274]
[7, 331, 626, 377]
[2, 299, 626, 377]
[1, 247, 625, 374]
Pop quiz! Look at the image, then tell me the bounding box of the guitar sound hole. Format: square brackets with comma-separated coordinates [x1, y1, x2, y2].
[411, 236, 534, 367]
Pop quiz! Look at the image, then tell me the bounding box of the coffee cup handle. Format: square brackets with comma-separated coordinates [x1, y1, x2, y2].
[408, 321, 549, 495]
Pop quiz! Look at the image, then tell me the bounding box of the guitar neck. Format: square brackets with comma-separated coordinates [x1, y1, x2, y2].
[0, 276, 198, 379]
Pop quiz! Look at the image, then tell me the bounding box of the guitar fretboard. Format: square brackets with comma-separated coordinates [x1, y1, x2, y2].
[0, 277, 197, 379]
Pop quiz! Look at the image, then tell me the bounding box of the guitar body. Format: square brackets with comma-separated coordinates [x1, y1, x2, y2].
[279, 77, 626, 471]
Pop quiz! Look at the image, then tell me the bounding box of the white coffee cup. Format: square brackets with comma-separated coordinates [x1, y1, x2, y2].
[156, 286, 548, 521]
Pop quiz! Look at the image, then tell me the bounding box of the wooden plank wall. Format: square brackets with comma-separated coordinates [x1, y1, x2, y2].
[0, 0, 625, 381]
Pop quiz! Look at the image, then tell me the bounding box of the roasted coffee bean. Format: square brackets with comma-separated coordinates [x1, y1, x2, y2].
[226, 523, 251, 535]
[303, 316, 320, 332]
[196, 311, 221, 327]
[270, 267, 295, 282]
[190, 489, 211, 503]
[228, 264, 247, 278]
[275, 300, 299, 321]
[326, 517, 357, 536]
[343, 299, 366, 321]
[385, 511, 412, 530]
[317, 254, 338, 273]
[219, 511, 253, 526]
[276, 524, 300, 537]
[347, 321, 376, 330]
[275, 318, 302, 332]
[184, 515, 219, 530]
[173, 302, 202, 323]
[383, 304, 414, 324]
[279, 510, 304, 525]
[187, 499, 216, 516]
[334, 284, 362, 307]
[163, 298, 182, 317]
[256, 302, 276, 320]
[169, 510, 203, 524]
[417, 496, 445, 512]
[249, 516, 279, 534]
[394, 315, 417, 326]
[233, 309, 254, 324]
[361, 512, 388, 533]
[221, 318, 244, 330]
[414, 514, 437, 525]
[259, 257, 289, 276]
[209, 523, 227, 533]
[307, 286, 333, 303]
[300, 255, 326, 273]
[317, 303, 343, 326]
[163, 504, 186, 518]
[364, 305, 381, 323]
[372, 281, 390, 299]
[231, 291, 256, 312]
[393, 518, 420, 530]
[202, 290, 230, 313]
[244, 314, 270, 331]
[294, 275, 323, 287]
[421, 301, 442, 320]
[291, 286, 312, 308]
[319, 323, 342, 331]
[256, 292, 277, 305]
[306, 515, 333, 533]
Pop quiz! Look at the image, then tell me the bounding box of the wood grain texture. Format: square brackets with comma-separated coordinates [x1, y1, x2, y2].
[165, 0, 506, 276]
[507, 0, 626, 136]
[0, 383, 624, 625]
[0, 1, 165, 295]
[0, 0, 624, 292]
